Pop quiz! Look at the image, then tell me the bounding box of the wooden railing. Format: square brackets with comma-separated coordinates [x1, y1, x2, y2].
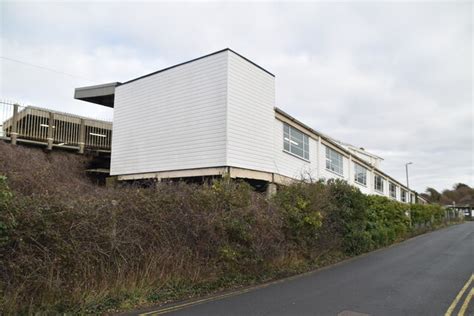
[1, 101, 112, 152]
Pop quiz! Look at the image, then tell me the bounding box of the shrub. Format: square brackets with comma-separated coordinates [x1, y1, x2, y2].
[272, 181, 326, 251]
[366, 195, 410, 249]
[0, 143, 460, 314]
[410, 203, 445, 227]
[325, 179, 370, 255]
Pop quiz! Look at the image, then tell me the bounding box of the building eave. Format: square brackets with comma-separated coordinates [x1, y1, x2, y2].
[74, 82, 121, 108]
[122, 48, 275, 86]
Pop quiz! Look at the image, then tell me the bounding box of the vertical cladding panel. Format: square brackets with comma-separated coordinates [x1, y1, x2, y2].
[226, 52, 276, 173]
[272, 119, 317, 179]
[111, 52, 228, 176]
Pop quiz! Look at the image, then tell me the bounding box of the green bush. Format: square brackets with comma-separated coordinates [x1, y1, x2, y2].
[411, 203, 445, 227]
[325, 179, 370, 255]
[366, 195, 410, 249]
[272, 181, 325, 250]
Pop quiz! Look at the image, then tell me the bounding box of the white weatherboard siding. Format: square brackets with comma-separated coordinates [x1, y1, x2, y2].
[272, 119, 317, 179]
[106, 48, 411, 202]
[226, 51, 275, 172]
[110, 51, 228, 176]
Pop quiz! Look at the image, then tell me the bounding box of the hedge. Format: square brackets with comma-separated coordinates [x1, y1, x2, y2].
[0, 174, 456, 314]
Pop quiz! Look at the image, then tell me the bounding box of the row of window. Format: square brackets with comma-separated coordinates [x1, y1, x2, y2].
[282, 123, 409, 201]
[373, 174, 408, 201]
[283, 124, 309, 160]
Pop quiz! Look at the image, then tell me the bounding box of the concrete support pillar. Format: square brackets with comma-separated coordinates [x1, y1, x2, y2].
[78, 118, 85, 154]
[10, 103, 19, 145]
[266, 182, 277, 199]
[46, 111, 54, 150]
[152, 177, 162, 188]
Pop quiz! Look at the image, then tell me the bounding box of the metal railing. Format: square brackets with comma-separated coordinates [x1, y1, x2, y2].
[1, 100, 112, 152]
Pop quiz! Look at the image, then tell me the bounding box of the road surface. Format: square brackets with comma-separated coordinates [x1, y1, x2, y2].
[135, 222, 473, 316]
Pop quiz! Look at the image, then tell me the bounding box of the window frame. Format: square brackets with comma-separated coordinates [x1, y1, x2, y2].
[389, 182, 397, 199]
[401, 190, 407, 202]
[354, 163, 367, 186]
[374, 174, 384, 193]
[283, 123, 310, 161]
[325, 146, 344, 176]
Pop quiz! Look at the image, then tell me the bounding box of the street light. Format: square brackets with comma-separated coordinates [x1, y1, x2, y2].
[405, 162, 413, 228]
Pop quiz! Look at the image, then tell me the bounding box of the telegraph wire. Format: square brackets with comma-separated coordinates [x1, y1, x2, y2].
[0, 56, 97, 83]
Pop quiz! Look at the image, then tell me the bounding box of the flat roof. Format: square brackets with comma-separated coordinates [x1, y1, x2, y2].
[123, 48, 275, 86]
[74, 82, 121, 108]
[75, 48, 274, 108]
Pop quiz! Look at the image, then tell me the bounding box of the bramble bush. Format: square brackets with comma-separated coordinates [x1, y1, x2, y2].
[0, 142, 459, 314]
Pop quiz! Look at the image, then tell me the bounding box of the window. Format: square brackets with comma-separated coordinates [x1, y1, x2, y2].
[389, 182, 397, 199]
[401, 190, 407, 202]
[374, 174, 384, 192]
[354, 163, 367, 185]
[283, 123, 309, 160]
[326, 147, 343, 175]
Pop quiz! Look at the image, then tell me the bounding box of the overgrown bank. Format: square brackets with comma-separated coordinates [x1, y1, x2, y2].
[0, 143, 461, 314]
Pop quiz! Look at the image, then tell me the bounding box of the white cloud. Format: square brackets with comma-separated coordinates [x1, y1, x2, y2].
[0, 1, 472, 192]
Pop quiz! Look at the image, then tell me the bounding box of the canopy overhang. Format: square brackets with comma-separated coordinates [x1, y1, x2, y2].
[74, 82, 121, 108]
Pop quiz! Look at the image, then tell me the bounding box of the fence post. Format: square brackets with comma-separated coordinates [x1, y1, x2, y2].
[10, 103, 19, 145]
[47, 111, 54, 150]
[78, 118, 85, 154]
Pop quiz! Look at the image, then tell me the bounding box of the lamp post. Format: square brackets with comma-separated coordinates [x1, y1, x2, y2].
[405, 162, 413, 227]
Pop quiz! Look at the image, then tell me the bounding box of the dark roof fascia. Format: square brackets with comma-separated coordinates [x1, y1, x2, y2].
[227, 49, 275, 77]
[120, 48, 275, 86]
[75, 82, 122, 91]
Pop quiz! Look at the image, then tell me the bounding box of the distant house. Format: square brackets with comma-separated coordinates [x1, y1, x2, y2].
[75, 48, 416, 202]
[445, 195, 474, 218]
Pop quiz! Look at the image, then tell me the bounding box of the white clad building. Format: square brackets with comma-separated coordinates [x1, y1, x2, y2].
[75, 48, 415, 202]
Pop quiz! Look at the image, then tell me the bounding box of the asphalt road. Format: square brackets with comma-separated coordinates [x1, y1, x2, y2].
[137, 222, 474, 316]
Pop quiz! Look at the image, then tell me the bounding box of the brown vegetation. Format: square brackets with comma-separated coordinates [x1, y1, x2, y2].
[0, 142, 459, 314]
[421, 183, 474, 205]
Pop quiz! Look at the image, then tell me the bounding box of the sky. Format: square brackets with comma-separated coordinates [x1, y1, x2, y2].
[0, 1, 472, 192]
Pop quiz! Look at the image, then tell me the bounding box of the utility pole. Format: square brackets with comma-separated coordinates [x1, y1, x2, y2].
[405, 162, 413, 227]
